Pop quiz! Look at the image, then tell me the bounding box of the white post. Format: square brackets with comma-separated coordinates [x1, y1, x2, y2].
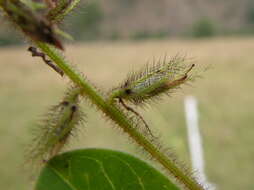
[184, 96, 216, 190]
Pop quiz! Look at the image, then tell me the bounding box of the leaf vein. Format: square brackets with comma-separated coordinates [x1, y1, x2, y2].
[49, 165, 79, 190]
[109, 155, 145, 190]
[80, 156, 117, 190]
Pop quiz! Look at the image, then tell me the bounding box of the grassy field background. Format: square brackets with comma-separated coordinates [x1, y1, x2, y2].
[0, 37, 254, 190]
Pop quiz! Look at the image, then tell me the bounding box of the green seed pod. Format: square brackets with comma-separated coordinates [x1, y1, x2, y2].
[27, 87, 85, 164]
[110, 55, 195, 106]
[47, 0, 80, 23]
[0, 0, 63, 49]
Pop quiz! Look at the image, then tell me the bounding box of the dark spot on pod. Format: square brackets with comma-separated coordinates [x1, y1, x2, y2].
[62, 101, 69, 106]
[125, 89, 132, 95]
[71, 105, 77, 112]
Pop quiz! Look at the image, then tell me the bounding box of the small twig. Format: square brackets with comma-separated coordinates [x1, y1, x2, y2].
[119, 98, 154, 137]
[28, 46, 64, 77]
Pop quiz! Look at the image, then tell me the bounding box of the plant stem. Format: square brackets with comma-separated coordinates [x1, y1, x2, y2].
[36, 42, 204, 190]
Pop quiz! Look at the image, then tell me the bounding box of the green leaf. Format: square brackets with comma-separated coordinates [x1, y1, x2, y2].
[35, 148, 179, 190]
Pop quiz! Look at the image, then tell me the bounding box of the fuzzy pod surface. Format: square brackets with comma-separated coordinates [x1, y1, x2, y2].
[110, 55, 195, 106]
[27, 87, 85, 165]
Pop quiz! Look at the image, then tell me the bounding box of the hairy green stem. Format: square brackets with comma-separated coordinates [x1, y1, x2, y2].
[0, 1, 203, 188]
[36, 42, 203, 190]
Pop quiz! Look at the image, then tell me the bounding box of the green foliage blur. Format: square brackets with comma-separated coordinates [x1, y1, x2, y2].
[131, 30, 169, 40]
[247, 1, 254, 25]
[64, 1, 103, 41]
[1, 0, 254, 46]
[192, 18, 216, 38]
[0, 17, 23, 46]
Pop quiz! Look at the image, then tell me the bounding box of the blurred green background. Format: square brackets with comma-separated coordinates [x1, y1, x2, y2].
[0, 1, 254, 190]
[1, 0, 254, 45]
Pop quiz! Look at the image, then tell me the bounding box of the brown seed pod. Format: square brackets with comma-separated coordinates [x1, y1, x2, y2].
[1, 0, 64, 49]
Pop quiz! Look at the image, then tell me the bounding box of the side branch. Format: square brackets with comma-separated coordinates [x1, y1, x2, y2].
[28, 46, 64, 77]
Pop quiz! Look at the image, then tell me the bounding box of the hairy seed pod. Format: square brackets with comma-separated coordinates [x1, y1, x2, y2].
[47, 0, 80, 23]
[0, 0, 63, 49]
[110, 55, 195, 106]
[26, 87, 85, 165]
